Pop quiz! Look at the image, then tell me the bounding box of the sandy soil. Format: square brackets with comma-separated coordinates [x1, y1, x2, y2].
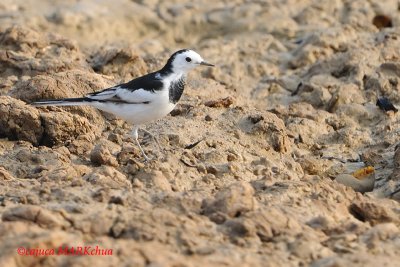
[0, 0, 400, 266]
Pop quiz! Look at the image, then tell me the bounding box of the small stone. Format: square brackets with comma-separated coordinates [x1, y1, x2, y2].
[239, 111, 292, 153]
[306, 216, 332, 230]
[109, 195, 125, 205]
[227, 153, 237, 162]
[108, 133, 123, 144]
[299, 157, 327, 175]
[93, 188, 111, 202]
[0, 96, 43, 145]
[2, 205, 69, 228]
[168, 133, 181, 147]
[132, 178, 144, 189]
[311, 256, 346, 267]
[84, 166, 131, 189]
[205, 114, 213, 121]
[349, 201, 399, 225]
[88, 45, 148, 81]
[206, 163, 231, 177]
[202, 181, 257, 218]
[135, 170, 172, 191]
[208, 211, 228, 224]
[90, 144, 118, 167]
[289, 239, 331, 260]
[372, 15, 393, 29]
[204, 96, 234, 108]
[361, 223, 399, 247]
[361, 150, 387, 167]
[0, 167, 13, 180]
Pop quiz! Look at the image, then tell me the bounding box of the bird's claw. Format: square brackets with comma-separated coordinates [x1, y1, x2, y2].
[142, 154, 152, 163]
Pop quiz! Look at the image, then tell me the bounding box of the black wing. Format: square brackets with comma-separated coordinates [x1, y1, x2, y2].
[119, 72, 164, 92]
[86, 72, 164, 103]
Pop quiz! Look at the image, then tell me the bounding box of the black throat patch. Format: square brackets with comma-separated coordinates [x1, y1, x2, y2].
[169, 76, 186, 104]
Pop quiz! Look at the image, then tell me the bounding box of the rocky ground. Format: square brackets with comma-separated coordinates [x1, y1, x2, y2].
[0, 0, 400, 266]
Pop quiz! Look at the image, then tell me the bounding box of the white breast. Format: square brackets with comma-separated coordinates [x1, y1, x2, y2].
[91, 89, 175, 125]
[90, 72, 185, 125]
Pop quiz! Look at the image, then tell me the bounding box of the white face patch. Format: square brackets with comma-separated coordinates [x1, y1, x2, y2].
[171, 50, 204, 73]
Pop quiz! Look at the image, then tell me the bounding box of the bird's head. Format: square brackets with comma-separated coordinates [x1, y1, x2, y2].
[163, 49, 214, 74]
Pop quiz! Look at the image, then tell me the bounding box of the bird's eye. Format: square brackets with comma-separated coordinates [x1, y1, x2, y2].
[185, 57, 192, 62]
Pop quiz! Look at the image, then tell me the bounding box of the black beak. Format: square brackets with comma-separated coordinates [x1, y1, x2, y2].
[200, 61, 214, 67]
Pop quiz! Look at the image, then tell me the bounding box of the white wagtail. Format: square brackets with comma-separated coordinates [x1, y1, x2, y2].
[33, 49, 214, 161]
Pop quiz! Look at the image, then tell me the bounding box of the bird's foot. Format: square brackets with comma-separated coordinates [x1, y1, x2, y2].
[132, 126, 165, 163]
[141, 153, 153, 163]
[141, 128, 164, 155]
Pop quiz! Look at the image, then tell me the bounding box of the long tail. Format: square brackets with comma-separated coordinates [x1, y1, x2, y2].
[32, 97, 92, 107]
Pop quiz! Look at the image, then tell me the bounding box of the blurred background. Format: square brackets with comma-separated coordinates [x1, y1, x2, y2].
[1, 0, 399, 106]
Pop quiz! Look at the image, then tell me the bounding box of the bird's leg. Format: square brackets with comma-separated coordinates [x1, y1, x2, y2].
[140, 128, 163, 154]
[132, 126, 150, 162]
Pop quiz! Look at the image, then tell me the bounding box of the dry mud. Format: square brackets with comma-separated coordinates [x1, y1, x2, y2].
[0, 0, 400, 266]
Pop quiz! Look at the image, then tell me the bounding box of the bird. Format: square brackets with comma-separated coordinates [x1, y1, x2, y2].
[32, 49, 214, 161]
